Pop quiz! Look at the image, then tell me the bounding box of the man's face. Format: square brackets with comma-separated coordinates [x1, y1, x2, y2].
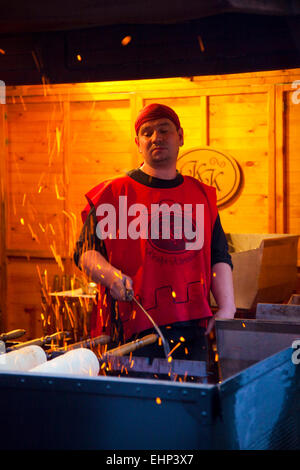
[135, 118, 184, 169]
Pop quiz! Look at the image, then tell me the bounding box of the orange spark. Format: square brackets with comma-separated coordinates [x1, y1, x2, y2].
[27, 223, 39, 242]
[197, 36, 205, 52]
[56, 126, 62, 153]
[0, 49, 5, 55]
[20, 217, 25, 225]
[171, 290, 176, 298]
[113, 271, 122, 279]
[77, 54, 82, 61]
[179, 336, 185, 342]
[54, 183, 65, 201]
[19, 95, 27, 111]
[155, 397, 162, 405]
[168, 342, 181, 356]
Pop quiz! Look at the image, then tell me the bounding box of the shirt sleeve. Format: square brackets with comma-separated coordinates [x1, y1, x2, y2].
[211, 214, 233, 269]
[73, 205, 107, 267]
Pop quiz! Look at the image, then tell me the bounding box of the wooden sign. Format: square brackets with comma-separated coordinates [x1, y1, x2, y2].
[177, 147, 241, 206]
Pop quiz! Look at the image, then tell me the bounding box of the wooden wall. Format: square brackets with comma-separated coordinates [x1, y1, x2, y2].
[1, 68, 300, 337]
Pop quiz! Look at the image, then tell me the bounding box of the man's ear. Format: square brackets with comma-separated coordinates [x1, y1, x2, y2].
[135, 135, 141, 151]
[178, 127, 184, 146]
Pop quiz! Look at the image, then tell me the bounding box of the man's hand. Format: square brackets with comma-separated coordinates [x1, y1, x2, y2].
[108, 271, 134, 301]
[206, 262, 236, 335]
[205, 307, 235, 336]
[79, 250, 134, 301]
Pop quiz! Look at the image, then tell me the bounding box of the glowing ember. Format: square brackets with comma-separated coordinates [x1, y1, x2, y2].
[155, 397, 162, 405]
[171, 290, 176, 298]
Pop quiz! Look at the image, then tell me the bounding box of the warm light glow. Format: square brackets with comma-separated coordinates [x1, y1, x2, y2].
[167, 356, 172, 363]
[179, 336, 185, 342]
[0, 49, 5, 55]
[171, 290, 176, 298]
[20, 217, 25, 225]
[155, 397, 162, 405]
[76, 54, 82, 61]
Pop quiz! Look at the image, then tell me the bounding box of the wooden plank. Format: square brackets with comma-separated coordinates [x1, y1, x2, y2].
[275, 85, 286, 233]
[130, 93, 143, 168]
[267, 85, 276, 232]
[283, 89, 300, 264]
[0, 105, 8, 332]
[4, 70, 300, 100]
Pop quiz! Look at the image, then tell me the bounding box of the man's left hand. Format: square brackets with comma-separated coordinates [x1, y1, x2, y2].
[205, 307, 235, 336]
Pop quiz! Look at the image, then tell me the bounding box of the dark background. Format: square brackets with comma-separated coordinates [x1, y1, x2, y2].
[0, 0, 300, 86]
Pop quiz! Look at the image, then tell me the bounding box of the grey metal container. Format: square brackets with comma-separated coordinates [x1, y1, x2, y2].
[0, 319, 299, 450]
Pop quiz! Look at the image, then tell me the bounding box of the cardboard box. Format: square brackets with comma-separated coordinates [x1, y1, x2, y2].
[212, 233, 299, 311]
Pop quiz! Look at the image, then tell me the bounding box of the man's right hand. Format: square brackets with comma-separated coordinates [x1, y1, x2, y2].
[79, 250, 134, 302]
[108, 271, 134, 301]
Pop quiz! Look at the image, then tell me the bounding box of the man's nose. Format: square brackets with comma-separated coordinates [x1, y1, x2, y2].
[151, 130, 162, 143]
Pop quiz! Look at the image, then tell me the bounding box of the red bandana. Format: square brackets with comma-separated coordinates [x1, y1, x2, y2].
[135, 103, 181, 135]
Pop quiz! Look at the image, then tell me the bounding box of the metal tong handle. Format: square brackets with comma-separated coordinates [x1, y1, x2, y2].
[125, 288, 171, 359]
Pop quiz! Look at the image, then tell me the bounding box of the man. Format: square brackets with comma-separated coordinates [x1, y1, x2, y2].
[74, 103, 235, 362]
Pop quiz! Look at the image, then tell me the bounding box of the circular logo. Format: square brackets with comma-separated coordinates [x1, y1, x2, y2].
[147, 199, 197, 254]
[177, 147, 241, 206]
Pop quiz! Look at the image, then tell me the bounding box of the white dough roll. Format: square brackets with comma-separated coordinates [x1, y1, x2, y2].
[0, 345, 47, 371]
[30, 347, 99, 376]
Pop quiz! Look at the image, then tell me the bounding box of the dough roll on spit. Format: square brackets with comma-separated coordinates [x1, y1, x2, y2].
[30, 347, 100, 376]
[0, 345, 47, 371]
